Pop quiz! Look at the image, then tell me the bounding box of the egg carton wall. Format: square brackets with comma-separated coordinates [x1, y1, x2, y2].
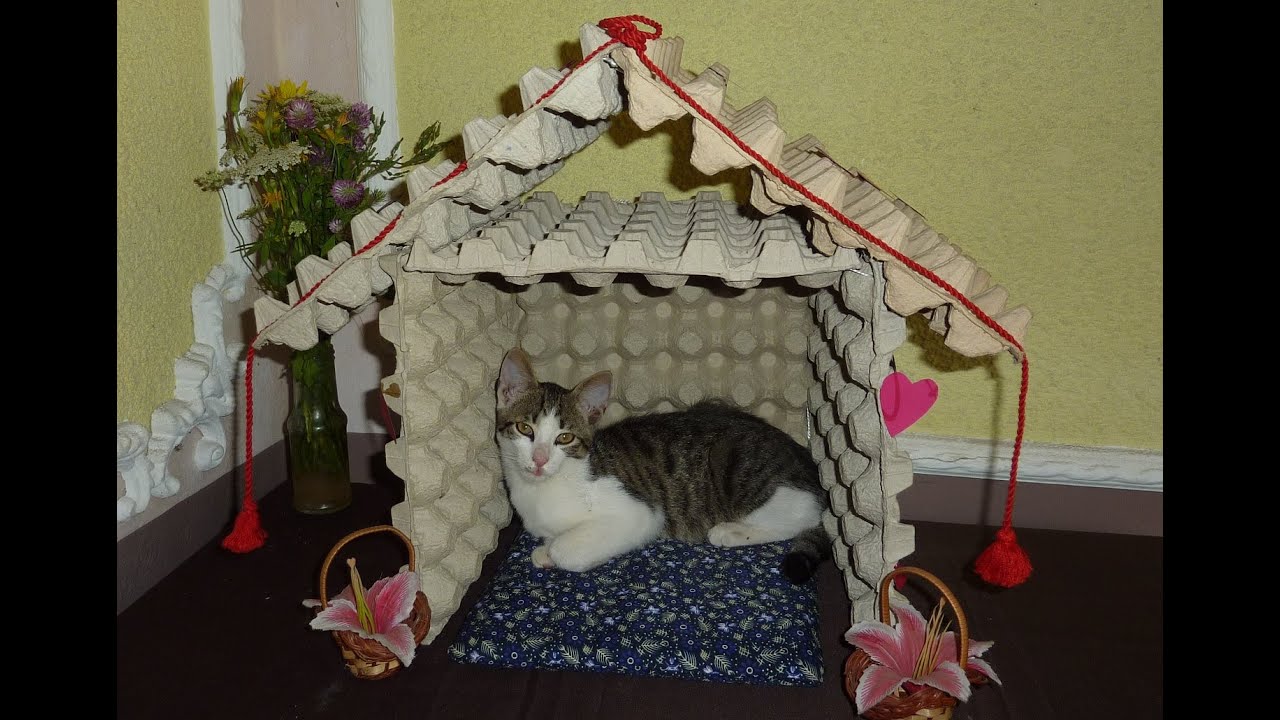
[381, 256, 913, 641]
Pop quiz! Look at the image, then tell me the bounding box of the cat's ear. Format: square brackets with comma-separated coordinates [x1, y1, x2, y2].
[573, 371, 612, 424]
[497, 348, 537, 409]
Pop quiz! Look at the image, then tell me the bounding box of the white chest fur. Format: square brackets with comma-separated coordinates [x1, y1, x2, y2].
[503, 456, 661, 539]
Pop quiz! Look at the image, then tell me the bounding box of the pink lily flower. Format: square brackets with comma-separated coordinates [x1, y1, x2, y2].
[305, 569, 420, 667]
[844, 601, 1000, 714]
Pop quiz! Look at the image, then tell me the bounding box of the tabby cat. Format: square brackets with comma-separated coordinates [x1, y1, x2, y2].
[494, 347, 831, 584]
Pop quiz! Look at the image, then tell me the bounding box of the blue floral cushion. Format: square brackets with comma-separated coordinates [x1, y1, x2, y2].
[448, 531, 823, 686]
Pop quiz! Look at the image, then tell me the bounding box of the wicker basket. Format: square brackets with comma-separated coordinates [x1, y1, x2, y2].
[315, 525, 432, 680]
[843, 567, 989, 719]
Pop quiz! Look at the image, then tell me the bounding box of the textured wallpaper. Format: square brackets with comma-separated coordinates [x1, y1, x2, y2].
[117, 0, 224, 425]
[392, 1, 1162, 450]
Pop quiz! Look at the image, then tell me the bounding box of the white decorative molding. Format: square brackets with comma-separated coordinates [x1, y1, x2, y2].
[357, 0, 399, 195]
[118, 265, 248, 523]
[116, 0, 250, 524]
[896, 433, 1163, 492]
[145, 266, 245, 487]
[117, 423, 154, 521]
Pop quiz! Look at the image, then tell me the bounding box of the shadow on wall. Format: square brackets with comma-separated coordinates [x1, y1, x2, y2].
[362, 295, 398, 438]
[902, 311, 1009, 531]
[434, 38, 754, 208]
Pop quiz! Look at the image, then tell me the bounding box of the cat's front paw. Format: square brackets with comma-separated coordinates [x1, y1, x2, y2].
[531, 544, 556, 569]
[548, 540, 608, 573]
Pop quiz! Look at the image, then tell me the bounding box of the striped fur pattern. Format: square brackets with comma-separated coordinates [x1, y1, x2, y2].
[495, 347, 831, 583]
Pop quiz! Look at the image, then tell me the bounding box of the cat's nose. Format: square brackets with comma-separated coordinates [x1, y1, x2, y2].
[532, 448, 549, 467]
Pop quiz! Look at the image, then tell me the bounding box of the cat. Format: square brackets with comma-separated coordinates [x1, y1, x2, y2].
[494, 346, 832, 584]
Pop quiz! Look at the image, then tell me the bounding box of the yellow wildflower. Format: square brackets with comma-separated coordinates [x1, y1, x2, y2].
[226, 76, 246, 114]
[262, 191, 283, 207]
[319, 126, 350, 145]
[257, 79, 309, 104]
[250, 107, 282, 140]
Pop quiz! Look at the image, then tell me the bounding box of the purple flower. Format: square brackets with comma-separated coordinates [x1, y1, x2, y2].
[330, 179, 365, 209]
[283, 98, 317, 130]
[328, 218, 343, 234]
[351, 133, 367, 152]
[349, 102, 372, 130]
[306, 144, 333, 169]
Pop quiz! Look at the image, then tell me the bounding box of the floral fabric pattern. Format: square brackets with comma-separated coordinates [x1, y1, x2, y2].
[449, 532, 823, 686]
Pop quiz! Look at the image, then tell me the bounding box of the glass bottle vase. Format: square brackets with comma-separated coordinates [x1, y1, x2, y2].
[285, 336, 352, 514]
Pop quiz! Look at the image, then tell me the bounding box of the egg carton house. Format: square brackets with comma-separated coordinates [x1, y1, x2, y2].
[251, 21, 1030, 642]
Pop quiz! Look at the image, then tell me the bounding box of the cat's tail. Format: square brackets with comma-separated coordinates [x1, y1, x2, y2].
[781, 525, 831, 584]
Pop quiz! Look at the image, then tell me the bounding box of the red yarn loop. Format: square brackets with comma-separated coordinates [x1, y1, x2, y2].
[973, 528, 1033, 588]
[223, 155, 471, 552]
[613, 22, 1033, 586]
[599, 15, 663, 49]
[227, 16, 1033, 590]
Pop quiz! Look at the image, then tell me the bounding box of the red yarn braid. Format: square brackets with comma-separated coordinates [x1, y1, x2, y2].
[598, 15, 1031, 587]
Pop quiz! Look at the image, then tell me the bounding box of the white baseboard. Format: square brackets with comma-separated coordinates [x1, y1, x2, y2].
[896, 434, 1163, 492]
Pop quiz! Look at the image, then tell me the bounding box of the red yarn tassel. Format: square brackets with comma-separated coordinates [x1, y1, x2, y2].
[221, 172, 453, 558]
[599, 13, 1035, 587]
[222, 345, 267, 553]
[974, 527, 1032, 587]
[972, 357, 1033, 587]
[221, 499, 267, 553]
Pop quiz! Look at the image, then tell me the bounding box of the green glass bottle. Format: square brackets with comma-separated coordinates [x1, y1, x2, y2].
[285, 336, 352, 514]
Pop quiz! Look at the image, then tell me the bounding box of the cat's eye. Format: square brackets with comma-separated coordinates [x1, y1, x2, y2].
[555, 432, 575, 445]
[515, 422, 534, 437]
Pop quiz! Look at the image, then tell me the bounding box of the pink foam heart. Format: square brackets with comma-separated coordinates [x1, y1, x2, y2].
[880, 372, 939, 437]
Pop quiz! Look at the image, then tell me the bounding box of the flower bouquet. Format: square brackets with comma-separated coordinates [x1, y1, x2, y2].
[304, 525, 432, 679]
[195, 79, 446, 514]
[843, 567, 1000, 719]
[196, 78, 444, 302]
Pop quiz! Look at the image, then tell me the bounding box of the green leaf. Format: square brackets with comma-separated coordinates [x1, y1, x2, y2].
[678, 651, 698, 671]
[561, 645, 580, 665]
[412, 121, 441, 156]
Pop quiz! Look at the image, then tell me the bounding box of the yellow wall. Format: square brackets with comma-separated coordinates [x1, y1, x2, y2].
[117, 0, 224, 425]
[394, 1, 1161, 450]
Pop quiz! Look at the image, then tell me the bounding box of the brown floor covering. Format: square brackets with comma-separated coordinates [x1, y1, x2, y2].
[117, 479, 1163, 720]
